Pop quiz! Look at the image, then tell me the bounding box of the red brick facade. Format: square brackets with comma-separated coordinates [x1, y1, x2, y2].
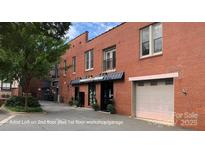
[59, 22, 205, 130]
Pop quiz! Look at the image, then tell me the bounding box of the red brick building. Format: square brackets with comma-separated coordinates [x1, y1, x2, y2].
[59, 22, 205, 130]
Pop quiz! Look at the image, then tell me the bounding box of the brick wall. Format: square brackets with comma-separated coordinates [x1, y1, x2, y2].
[59, 22, 205, 130]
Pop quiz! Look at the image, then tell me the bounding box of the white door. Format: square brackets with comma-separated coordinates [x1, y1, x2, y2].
[136, 79, 174, 124]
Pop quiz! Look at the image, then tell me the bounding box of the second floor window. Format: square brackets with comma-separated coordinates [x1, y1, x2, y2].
[85, 50, 93, 70]
[140, 23, 162, 58]
[103, 47, 116, 71]
[72, 56, 76, 73]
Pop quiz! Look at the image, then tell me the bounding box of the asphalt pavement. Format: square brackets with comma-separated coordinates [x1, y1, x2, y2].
[0, 101, 188, 131]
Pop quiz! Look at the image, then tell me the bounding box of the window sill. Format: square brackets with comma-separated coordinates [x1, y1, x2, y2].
[102, 69, 116, 73]
[140, 52, 163, 60]
[72, 72, 76, 75]
[85, 68, 94, 72]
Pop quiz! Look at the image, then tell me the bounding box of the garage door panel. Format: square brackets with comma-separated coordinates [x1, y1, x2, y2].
[136, 80, 174, 123]
[136, 112, 174, 123]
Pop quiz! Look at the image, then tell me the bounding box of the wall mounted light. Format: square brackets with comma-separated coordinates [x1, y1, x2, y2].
[182, 88, 188, 96]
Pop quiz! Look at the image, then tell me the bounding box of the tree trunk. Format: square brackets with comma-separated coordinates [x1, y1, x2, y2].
[18, 85, 23, 96]
[25, 92, 28, 111]
[24, 78, 31, 111]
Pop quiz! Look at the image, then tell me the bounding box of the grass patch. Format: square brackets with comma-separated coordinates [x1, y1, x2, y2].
[5, 106, 43, 112]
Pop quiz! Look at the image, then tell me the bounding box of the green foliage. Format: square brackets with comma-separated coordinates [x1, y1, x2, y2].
[73, 100, 81, 107]
[68, 100, 73, 106]
[91, 98, 99, 111]
[5, 96, 40, 107]
[0, 22, 71, 91]
[68, 97, 74, 106]
[106, 99, 115, 114]
[0, 22, 71, 110]
[106, 104, 115, 114]
[91, 103, 99, 111]
[6, 106, 43, 112]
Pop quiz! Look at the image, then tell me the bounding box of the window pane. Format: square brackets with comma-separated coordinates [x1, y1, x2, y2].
[112, 51, 116, 68]
[142, 41, 149, 56]
[103, 47, 116, 70]
[142, 28, 149, 43]
[106, 52, 110, 60]
[153, 23, 162, 53]
[72, 57, 76, 72]
[141, 27, 150, 56]
[153, 23, 162, 39]
[86, 52, 89, 69]
[90, 51, 93, 68]
[2, 82, 11, 90]
[154, 38, 162, 53]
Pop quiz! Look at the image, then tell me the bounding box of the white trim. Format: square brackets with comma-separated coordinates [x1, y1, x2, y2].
[85, 68, 94, 72]
[140, 52, 162, 59]
[79, 78, 93, 83]
[140, 23, 163, 59]
[135, 117, 174, 126]
[0, 115, 16, 127]
[85, 50, 93, 71]
[129, 72, 179, 81]
[102, 69, 116, 73]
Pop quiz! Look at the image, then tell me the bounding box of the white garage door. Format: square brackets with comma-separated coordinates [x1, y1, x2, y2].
[136, 79, 174, 124]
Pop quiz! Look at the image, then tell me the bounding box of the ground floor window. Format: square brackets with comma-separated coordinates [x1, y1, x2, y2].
[88, 83, 96, 105]
[1, 82, 11, 91]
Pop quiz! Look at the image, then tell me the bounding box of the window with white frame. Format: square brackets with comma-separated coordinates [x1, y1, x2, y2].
[1, 82, 11, 90]
[140, 23, 162, 57]
[103, 47, 116, 71]
[85, 50, 93, 70]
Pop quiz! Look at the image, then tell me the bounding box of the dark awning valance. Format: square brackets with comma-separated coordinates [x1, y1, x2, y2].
[70, 72, 124, 85]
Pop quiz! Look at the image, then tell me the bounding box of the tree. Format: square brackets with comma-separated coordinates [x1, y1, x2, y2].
[0, 22, 71, 110]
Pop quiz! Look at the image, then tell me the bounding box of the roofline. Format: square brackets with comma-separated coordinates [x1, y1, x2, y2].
[88, 22, 126, 42]
[68, 22, 126, 44]
[68, 31, 88, 43]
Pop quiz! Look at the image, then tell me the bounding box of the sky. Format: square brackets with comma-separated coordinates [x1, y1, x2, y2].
[66, 22, 122, 41]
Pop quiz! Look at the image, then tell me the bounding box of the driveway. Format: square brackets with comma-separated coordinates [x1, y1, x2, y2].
[0, 101, 188, 131]
[0, 110, 10, 121]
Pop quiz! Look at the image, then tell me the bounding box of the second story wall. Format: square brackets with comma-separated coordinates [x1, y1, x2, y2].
[60, 22, 205, 95]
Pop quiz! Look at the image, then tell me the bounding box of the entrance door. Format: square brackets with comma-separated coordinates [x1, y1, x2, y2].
[101, 81, 113, 111]
[88, 83, 96, 106]
[74, 86, 79, 100]
[78, 92, 85, 107]
[135, 79, 174, 124]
